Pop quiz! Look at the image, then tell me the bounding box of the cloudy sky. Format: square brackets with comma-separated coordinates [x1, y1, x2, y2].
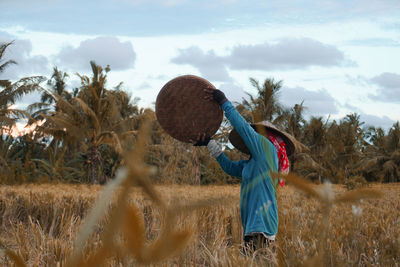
[1, 0, 400, 130]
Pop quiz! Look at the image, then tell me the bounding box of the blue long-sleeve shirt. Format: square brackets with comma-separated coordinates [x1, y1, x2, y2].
[216, 101, 279, 236]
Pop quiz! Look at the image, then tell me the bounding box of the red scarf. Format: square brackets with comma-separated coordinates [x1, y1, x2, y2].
[267, 134, 289, 187]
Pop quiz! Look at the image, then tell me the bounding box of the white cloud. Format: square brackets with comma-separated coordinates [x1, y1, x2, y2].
[369, 72, 400, 102]
[136, 82, 151, 90]
[360, 113, 396, 130]
[0, 35, 49, 80]
[218, 82, 247, 103]
[351, 0, 400, 15]
[171, 38, 351, 80]
[0, 31, 13, 40]
[15, 92, 42, 109]
[226, 38, 350, 70]
[1, 13, 400, 123]
[56, 36, 136, 71]
[171, 46, 231, 82]
[343, 102, 396, 130]
[115, 0, 400, 14]
[280, 86, 339, 115]
[371, 72, 400, 89]
[147, 74, 169, 80]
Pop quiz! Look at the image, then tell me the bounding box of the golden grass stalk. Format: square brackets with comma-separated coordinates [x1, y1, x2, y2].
[0, 249, 26, 267]
[65, 118, 159, 266]
[122, 204, 146, 261]
[271, 172, 321, 200]
[335, 188, 383, 203]
[1, 114, 395, 266]
[66, 117, 207, 266]
[168, 197, 234, 216]
[66, 167, 129, 266]
[140, 227, 192, 264]
[0, 182, 398, 266]
[79, 247, 109, 267]
[275, 171, 384, 267]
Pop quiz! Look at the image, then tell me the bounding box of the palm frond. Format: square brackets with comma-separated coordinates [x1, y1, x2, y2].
[73, 98, 101, 132]
[97, 131, 123, 154]
[0, 60, 17, 74]
[0, 41, 17, 74]
[4, 108, 31, 119]
[27, 102, 51, 114]
[43, 115, 83, 139]
[9, 76, 46, 101]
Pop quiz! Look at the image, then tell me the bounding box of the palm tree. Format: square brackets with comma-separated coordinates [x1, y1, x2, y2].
[27, 67, 73, 156]
[280, 102, 307, 171]
[241, 77, 284, 123]
[35, 61, 139, 183]
[329, 113, 365, 178]
[42, 67, 72, 110]
[1, 41, 46, 129]
[0, 42, 16, 78]
[32, 147, 83, 182]
[282, 102, 306, 139]
[299, 116, 332, 182]
[359, 122, 400, 182]
[388, 121, 400, 151]
[0, 135, 15, 179]
[0, 41, 46, 181]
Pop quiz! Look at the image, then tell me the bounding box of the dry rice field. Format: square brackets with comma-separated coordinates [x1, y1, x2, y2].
[0, 181, 399, 267]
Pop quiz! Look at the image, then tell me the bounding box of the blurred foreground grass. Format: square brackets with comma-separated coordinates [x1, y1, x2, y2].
[0, 183, 399, 266]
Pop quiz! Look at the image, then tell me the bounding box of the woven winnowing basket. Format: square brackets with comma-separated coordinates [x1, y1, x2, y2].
[156, 75, 223, 143]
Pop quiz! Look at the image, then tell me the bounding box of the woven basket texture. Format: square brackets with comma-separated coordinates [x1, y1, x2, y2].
[156, 75, 223, 142]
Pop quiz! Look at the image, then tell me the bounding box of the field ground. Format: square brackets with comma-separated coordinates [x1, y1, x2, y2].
[0, 183, 399, 266]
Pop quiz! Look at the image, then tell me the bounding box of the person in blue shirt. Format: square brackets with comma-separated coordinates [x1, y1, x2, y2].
[192, 88, 294, 253]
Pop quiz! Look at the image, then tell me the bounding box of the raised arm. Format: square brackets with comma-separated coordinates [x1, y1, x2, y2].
[222, 101, 265, 158]
[216, 153, 246, 177]
[205, 88, 265, 159]
[191, 136, 246, 178]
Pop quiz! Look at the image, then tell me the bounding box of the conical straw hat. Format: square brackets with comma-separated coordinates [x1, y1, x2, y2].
[229, 121, 296, 156]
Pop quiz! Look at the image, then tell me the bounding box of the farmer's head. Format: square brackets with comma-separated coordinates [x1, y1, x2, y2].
[229, 121, 294, 173]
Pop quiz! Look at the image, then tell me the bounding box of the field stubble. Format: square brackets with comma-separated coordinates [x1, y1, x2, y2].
[0, 182, 399, 266]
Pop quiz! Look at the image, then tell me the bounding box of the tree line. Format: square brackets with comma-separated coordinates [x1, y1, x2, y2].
[0, 41, 399, 185]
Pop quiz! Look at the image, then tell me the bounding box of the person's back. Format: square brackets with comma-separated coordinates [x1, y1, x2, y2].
[193, 87, 294, 253]
[216, 101, 280, 238]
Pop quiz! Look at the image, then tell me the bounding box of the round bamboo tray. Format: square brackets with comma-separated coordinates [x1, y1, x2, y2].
[156, 75, 223, 143]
